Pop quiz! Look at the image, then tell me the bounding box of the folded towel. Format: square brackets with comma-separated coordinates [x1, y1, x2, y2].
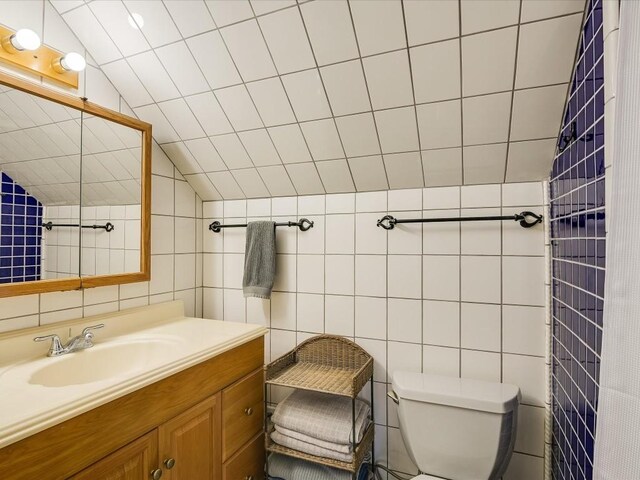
[271, 430, 353, 462]
[271, 390, 370, 445]
[274, 425, 353, 454]
[242, 221, 276, 299]
[271, 429, 353, 462]
[274, 406, 370, 454]
[268, 453, 369, 480]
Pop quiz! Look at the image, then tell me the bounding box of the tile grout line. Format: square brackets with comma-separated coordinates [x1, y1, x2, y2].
[501, 0, 525, 183]
[457, 0, 465, 186]
[400, 0, 427, 188]
[458, 185, 463, 377]
[295, 1, 358, 193]
[345, 0, 391, 191]
[226, 2, 300, 198]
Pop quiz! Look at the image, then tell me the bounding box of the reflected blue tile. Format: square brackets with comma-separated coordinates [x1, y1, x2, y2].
[595, 30, 603, 58]
[584, 11, 594, 40]
[595, 149, 605, 176]
[595, 59, 604, 90]
[0, 172, 42, 283]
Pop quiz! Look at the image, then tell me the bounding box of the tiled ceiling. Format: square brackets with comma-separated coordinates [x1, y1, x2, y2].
[0, 85, 141, 206]
[53, 0, 585, 200]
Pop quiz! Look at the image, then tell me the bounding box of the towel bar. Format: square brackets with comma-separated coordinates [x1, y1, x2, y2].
[209, 218, 314, 233]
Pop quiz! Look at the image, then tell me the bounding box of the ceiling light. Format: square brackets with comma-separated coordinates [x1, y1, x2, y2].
[2, 28, 41, 53]
[127, 13, 144, 30]
[52, 52, 87, 73]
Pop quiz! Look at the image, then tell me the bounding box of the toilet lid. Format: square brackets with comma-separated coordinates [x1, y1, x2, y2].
[412, 475, 442, 480]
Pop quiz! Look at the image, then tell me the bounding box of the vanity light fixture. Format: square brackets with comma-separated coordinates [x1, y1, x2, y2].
[52, 52, 87, 73]
[0, 25, 80, 88]
[127, 12, 144, 30]
[1, 28, 41, 53]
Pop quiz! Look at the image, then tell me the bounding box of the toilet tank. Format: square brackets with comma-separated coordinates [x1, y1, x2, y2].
[392, 372, 520, 480]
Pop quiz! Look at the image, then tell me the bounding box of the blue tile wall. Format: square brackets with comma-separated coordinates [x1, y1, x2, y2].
[550, 1, 604, 479]
[0, 172, 43, 283]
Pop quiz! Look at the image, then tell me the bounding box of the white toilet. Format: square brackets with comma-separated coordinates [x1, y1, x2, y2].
[391, 371, 521, 480]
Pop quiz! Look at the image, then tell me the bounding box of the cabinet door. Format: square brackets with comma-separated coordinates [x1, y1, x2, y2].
[159, 394, 222, 480]
[70, 430, 158, 480]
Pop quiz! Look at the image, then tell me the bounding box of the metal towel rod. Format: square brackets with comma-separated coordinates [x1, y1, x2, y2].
[42, 221, 115, 232]
[209, 218, 314, 233]
[377, 211, 543, 230]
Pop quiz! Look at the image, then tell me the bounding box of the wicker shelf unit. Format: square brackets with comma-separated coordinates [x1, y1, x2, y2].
[264, 335, 375, 477]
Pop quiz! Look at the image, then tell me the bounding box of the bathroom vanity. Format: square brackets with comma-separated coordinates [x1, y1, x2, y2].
[0, 301, 267, 480]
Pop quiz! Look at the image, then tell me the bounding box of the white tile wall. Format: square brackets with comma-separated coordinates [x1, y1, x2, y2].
[201, 181, 548, 478]
[0, 2, 203, 331]
[43, 0, 585, 200]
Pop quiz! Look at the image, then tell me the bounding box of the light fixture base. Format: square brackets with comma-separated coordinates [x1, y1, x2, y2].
[0, 26, 79, 89]
[1, 35, 19, 54]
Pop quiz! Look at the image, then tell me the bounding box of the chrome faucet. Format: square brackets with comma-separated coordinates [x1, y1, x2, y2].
[34, 324, 105, 357]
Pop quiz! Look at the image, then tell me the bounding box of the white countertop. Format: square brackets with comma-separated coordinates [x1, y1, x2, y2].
[0, 301, 267, 449]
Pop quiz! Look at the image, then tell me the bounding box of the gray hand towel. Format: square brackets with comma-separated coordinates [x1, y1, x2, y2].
[242, 221, 276, 299]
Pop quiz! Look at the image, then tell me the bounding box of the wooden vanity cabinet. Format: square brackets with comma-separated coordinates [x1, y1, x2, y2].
[70, 431, 159, 480]
[221, 369, 265, 480]
[222, 368, 264, 462]
[223, 433, 264, 480]
[0, 337, 265, 480]
[71, 370, 266, 480]
[71, 394, 223, 480]
[158, 395, 222, 480]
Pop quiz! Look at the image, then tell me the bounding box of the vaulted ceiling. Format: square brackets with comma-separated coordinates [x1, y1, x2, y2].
[51, 0, 585, 200]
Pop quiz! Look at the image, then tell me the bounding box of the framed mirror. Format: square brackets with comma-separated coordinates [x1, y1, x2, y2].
[1, 85, 81, 288]
[79, 114, 142, 279]
[0, 71, 151, 297]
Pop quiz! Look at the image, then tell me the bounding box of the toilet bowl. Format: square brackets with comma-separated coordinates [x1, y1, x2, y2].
[391, 372, 521, 480]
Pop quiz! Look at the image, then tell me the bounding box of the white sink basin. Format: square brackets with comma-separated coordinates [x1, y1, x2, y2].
[28, 337, 184, 387]
[0, 301, 268, 450]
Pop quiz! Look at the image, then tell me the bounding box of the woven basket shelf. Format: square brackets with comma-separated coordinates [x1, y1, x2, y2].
[266, 422, 375, 473]
[264, 335, 374, 398]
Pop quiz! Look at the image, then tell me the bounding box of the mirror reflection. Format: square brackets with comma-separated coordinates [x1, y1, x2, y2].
[0, 85, 81, 283]
[79, 114, 142, 277]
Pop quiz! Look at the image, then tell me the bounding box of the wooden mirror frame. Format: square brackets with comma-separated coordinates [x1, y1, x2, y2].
[0, 72, 151, 298]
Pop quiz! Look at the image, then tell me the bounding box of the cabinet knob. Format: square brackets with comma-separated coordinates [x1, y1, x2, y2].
[245, 476, 254, 480]
[164, 458, 176, 469]
[244, 407, 253, 416]
[150, 469, 163, 480]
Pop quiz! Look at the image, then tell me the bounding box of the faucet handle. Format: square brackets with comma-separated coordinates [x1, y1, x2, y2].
[34, 334, 64, 356]
[81, 323, 105, 336]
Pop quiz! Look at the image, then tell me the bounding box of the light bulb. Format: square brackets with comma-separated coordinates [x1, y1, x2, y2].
[52, 52, 86, 73]
[59, 52, 86, 72]
[11, 29, 41, 51]
[127, 13, 144, 30]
